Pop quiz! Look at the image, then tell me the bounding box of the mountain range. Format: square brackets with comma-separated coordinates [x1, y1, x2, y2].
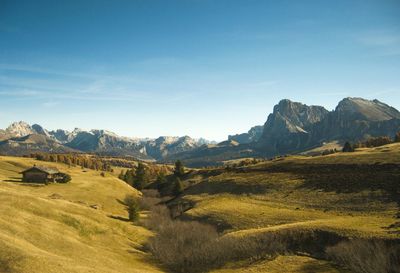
[0, 122, 213, 161]
[160, 97, 400, 166]
[1, 97, 399, 165]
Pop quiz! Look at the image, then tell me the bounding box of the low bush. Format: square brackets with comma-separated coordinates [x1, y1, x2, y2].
[0, 244, 23, 273]
[326, 239, 400, 273]
[342, 142, 355, 152]
[354, 136, 394, 148]
[363, 136, 393, 148]
[138, 194, 160, 211]
[321, 149, 337, 156]
[140, 191, 355, 272]
[56, 173, 71, 183]
[124, 195, 140, 222]
[395, 132, 400, 143]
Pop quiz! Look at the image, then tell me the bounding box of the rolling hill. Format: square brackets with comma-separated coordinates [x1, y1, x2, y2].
[166, 143, 400, 271]
[0, 156, 162, 273]
[0, 143, 399, 272]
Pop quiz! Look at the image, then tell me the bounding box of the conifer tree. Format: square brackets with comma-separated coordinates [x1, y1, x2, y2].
[118, 170, 125, 180]
[342, 141, 354, 152]
[155, 171, 167, 185]
[124, 195, 139, 222]
[174, 160, 185, 178]
[124, 170, 134, 186]
[173, 177, 183, 196]
[133, 163, 147, 190]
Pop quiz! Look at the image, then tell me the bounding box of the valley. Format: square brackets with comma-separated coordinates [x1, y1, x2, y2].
[0, 142, 399, 272]
[3, 1, 399, 272]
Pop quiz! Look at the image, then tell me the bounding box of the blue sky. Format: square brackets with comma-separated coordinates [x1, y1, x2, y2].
[0, 0, 399, 141]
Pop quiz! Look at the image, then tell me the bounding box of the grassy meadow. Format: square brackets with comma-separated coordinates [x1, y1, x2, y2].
[0, 156, 162, 273]
[170, 143, 400, 272]
[0, 143, 399, 273]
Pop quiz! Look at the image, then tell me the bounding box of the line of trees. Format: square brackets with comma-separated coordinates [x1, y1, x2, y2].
[30, 153, 114, 172]
[343, 132, 400, 152]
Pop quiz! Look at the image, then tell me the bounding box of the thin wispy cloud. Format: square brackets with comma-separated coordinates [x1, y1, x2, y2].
[357, 30, 400, 56]
[0, 63, 146, 84]
[358, 32, 400, 47]
[365, 89, 398, 98]
[219, 30, 275, 41]
[42, 101, 60, 108]
[247, 80, 278, 88]
[319, 92, 349, 96]
[0, 90, 42, 96]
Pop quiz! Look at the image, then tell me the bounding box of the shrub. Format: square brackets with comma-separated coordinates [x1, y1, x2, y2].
[118, 170, 125, 180]
[146, 219, 220, 272]
[173, 160, 185, 177]
[363, 136, 393, 148]
[142, 195, 289, 273]
[173, 177, 184, 196]
[395, 132, 400, 143]
[0, 245, 23, 273]
[326, 239, 400, 273]
[142, 202, 172, 231]
[142, 190, 352, 273]
[321, 149, 337, 156]
[124, 195, 139, 222]
[342, 142, 355, 152]
[138, 190, 160, 210]
[57, 173, 71, 183]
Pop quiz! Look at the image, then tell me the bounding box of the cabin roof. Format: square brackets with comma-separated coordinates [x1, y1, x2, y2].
[21, 166, 60, 175]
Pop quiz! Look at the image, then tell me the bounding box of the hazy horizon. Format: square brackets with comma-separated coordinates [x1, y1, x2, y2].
[1, 0, 400, 141]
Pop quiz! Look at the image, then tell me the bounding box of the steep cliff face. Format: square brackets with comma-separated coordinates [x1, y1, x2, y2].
[311, 98, 400, 142]
[257, 99, 329, 154]
[228, 125, 264, 144]
[169, 97, 400, 164]
[4, 121, 36, 137]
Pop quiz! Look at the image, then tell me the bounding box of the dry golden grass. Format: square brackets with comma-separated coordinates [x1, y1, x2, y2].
[183, 144, 400, 238]
[174, 143, 400, 271]
[1, 144, 399, 273]
[0, 156, 163, 273]
[281, 142, 400, 165]
[210, 255, 344, 273]
[300, 141, 342, 156]
[185, 194, 398, 238]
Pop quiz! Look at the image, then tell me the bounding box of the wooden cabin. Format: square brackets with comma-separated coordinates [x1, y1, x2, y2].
[21, 165, 61, 183]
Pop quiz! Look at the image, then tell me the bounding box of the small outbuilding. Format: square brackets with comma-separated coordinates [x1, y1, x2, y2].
[21, 165, 61, 183]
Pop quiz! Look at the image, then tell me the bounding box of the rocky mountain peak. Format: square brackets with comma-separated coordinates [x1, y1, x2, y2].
[31, 124, 50, 136]
[266, 100, 329, 134]
[335, 97, 400, 122]
[228, 125, 264, 144]
[6, 121, 34, 137]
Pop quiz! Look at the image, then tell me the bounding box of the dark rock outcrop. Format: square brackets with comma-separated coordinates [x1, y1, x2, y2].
[228, 125, 264, 144]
